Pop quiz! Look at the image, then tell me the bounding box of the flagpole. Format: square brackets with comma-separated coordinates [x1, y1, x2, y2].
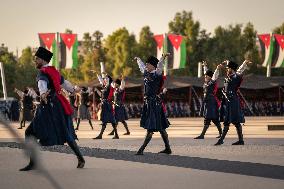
[56, 32, 60, 69]
[266, 63, 271, 77]
[198, 62, 202, 78]
[0, 62, 7, 100]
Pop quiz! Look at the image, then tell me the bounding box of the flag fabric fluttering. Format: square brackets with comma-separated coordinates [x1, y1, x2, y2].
[154, 34, 165, 60]
[38, 33, 58, 67]
[60, 33, 78, 69]
[168, 34, 186, 69]
[273, 34, 284, 68]
[258, 33, 276, 67]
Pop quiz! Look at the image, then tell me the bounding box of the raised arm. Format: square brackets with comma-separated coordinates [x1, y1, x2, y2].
[202, 61, 209, 75]
[97, 74, 104, 85]
[237, 60, 251, 75]
[156, 53, 170, 75]
[212, 64, 223, 81]
[28, 88, 38, 99]
[134, 57, 145, 73]
[120, 79, 125, 90]
[14, 88, 24, 98]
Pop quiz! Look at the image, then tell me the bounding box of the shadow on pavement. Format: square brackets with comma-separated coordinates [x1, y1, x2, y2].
[1, 142, 283, 180]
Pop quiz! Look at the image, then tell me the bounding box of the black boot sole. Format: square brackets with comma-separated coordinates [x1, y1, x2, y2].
[214, 141, 224, 146]
[93, 136, 102, 139]
[232, 141, 244, 145]
[77, 160, 85, 168]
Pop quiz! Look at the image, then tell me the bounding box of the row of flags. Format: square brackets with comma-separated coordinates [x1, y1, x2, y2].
[258, 33, 284, 68]
[38, 33, 78, 69]
[154, 34, 187, 70]
[39, 32, 284, 70]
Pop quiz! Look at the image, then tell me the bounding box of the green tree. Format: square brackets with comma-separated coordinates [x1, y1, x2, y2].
[15, 47, 38, 89]
[241, 22, 263, 74]
[136, 26, 156, 61]
[104, 27, 138, 78]
[82, 32, 93, 54]
[273, 22, 284, 34]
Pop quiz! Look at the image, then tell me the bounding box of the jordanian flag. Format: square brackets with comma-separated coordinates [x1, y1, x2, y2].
[38, 33, 58, 67]
[154, 34, 166, 59]
[60, 33, 78, 69]
[274, 34, 284, 68]
[168, 34, 186, 69]
[258, 34, 275, 67]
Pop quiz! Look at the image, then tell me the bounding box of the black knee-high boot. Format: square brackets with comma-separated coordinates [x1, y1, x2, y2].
[159, 130, 172, 154]
[18, 120, 24, 129]
[108, 124, 115, 136]
[216, 123, 222, 138]
[67, 141, 85, 168]
[93, 123, 106, 139]
[88, 119, 94, 130]
[136, 131, 153, 155]
[122, 121, 130, 135]
[232, 124, 244, 145]
[75, 118, 81, 130]
[194, 125, 209, 139]
[112, 123, 119, 139]
[215, 124, 229, 145]
[19, 157, 35, 171]
[19, 132, 37, 171]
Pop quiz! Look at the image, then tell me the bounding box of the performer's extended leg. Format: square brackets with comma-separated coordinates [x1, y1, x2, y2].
[136, 131, 153, 155]
[19, 126, 36, 171]
[111, 123, 119, 139]
[88, 119, 94, 130]
[122, 121, 130, 135]
[194, 119, 210, 139]
[108, 126, 115, 135]
[212, 119, 222, 138]
[215, 122, 229, 145]
[75, 118, 81, 130]
[159, 130, 172, 154]
[232, 123, 244, 145]
[93, 123, 106, 139]
[67, 140, 85, 168]
[18, 120, 24, 129]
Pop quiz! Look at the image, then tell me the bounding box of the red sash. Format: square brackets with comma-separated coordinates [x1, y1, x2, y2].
[40, 66, 73, 115]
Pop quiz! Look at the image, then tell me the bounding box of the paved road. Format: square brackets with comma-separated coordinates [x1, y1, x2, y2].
[0, 117, 283, 189]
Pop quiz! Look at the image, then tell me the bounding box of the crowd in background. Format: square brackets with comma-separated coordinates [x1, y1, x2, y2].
[1, 94, 284, 121]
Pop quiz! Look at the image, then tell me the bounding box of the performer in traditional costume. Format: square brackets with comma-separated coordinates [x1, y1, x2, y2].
[14, 87, 34, 129]
[93, 70, 119, 139]
[194, 61, 222, 139]
[69, 91, 78, 124]
[215, 60, 252, 145]
[19, 47, 85, 171]
[108, 77, 130, 136]
[75, 86, 94, 130]
[134, 54, 172, 155]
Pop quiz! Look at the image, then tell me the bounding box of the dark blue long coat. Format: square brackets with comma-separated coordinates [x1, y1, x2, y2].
[200, 79, 220, 120]
[100, 86, 116, 124]
[222, 73, 245, 124]
[29, 72, 77, 146]
[140, 71, 169, 131]
[113, 88, 128, 122]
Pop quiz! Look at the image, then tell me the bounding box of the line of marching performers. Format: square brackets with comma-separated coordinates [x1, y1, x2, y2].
[18, 46, 252, 171]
